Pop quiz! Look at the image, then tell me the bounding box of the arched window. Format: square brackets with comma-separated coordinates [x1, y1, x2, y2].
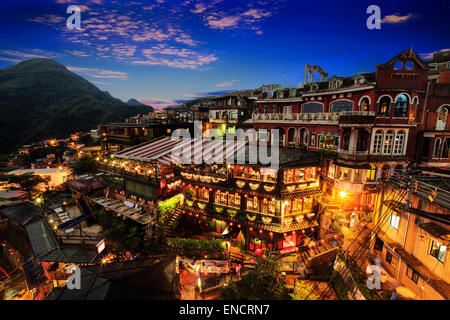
[378, 96, 391, 117]
[342, 134, 350, 151]
[442, 138, 450, 159]
[436, 106, 449, 131]
[405, 61, 414, 71]
[287, 128, 296, 146]
[394, 94, 409, 118]
[360, 97, 370, 112]
[373, 130, 383, 154]
[299, 128, 308, 145]
[330, 100, 354, 113]
[393, 130, 406, 155]
[302, 102, 323, 113]
[383, 130, 394, 154]
[433, 139, 442, 158]
[394, 60, 403, 70]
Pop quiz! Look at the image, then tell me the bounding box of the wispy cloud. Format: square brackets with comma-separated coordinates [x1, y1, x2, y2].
[0, 49, 57, 64]
[215, 80, 239, 87]
[420, 48, 450, 60]
[67, 66, 128, 80]
[380, 13, 416, 24]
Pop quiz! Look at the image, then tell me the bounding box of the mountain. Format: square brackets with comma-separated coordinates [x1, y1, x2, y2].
[126, 98, 154, 111]
[0, 58, 153, 154]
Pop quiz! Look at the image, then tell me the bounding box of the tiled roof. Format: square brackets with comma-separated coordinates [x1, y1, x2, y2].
[39, 247, 103, 264]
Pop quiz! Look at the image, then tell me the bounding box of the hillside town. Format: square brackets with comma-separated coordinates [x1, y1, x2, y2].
[1, 49, 449, 301]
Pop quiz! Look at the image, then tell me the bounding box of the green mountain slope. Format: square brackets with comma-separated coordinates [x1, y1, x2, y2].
[0, 58, 152, 154]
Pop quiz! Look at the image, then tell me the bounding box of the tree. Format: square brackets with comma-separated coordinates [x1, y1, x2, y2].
[0, 173, 47, 200]
[71, 155, 98, 176]
[220, 250, 290, 300]
[290, 281, 319, 300]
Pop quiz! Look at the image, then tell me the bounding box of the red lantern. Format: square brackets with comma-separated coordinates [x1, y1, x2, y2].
[230, 222, 233, 226]
[334, 235, 339, 240]
[269, 232, 273, 237]
[310, 227, 314, 232]
[249, 227, 253, 232]
[259, 229, 263, 234]
[302, 230, 305, 234]
[237, 224, 241, 228]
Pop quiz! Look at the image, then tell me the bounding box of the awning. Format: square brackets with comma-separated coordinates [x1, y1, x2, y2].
[114, 136, 246, 165]
[281, 187, 322, 199]
[418, 222, 450, 241]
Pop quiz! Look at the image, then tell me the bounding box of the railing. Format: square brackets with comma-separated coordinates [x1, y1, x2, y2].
[337, 149, 369, 156]
[252, 111, 375, 124]
[252, 112, 340, 124]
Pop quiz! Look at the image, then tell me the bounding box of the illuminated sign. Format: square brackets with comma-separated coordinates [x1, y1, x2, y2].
[96, 239, 106, 254]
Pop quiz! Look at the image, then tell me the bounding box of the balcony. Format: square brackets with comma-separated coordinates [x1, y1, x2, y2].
[338, 111, 375, 126]
[252, 112, 340, 124]
[337, 149, 369, 161]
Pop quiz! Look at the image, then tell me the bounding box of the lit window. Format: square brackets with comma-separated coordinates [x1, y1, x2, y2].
[373, 130, 383, 154]
[393, 131, 406, 155]
[389, 214, 400, 229]
[383, 130, 394, 155]
[430, 241, 446, 263]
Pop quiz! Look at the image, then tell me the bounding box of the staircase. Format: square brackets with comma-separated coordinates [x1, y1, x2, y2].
[163, 206, 182, 238]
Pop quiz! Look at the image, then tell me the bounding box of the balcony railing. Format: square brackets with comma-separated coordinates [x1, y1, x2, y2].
[253, 112, 340, 124]
[337, 149, 369, 156]
[252, 111, 375, 124]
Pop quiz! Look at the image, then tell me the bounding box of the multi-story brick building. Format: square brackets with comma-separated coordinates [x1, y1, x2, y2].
[253, 49, 430, 214]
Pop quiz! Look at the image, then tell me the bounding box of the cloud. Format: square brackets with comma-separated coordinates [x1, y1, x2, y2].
[133, 44, 218, 70]
[215, 80, 239, 87]
[139, 97, 181, 109]
[67, 66, 128, 79]
[0, 49, 55, 60]
[420, 48, 450, 60]
[380, 13, 415, 24]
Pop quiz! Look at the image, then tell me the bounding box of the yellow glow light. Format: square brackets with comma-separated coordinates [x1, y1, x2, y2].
[339, 191, 347, 198]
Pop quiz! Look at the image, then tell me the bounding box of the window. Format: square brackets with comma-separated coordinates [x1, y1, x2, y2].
[406, 266, 420, 284]
[393, 130, 406, 155]
[389, 214, 400, 229]
[330, 100, 354, 113]
[433, 139, 442, 158]
[310, 132, 316, 147]
[373, 130, 383, 154]
[429, 63, 437, 71]
[393, 94, 409, 118]
[405, 61, 414, 71]
[360, 97, 370, 112]
[443, 139, 450, 159]
[378, 96, 391, 117]
[382, 165, 391, 179]
[436, 106, 449, 131]
[383, 130, 394, 154]
[318, 134, 339, 150]
[302, 102, 323, 113]
[366, 165, 376, 182]
[386, 251, 393, 265]
[343, 168, 350, 181]
[342, 134, 350, 151]
[394, 60, 403, 70]
[430, 241, 446, 263]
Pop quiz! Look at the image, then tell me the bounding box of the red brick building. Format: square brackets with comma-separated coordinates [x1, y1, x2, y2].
[253, 49, 431, 213]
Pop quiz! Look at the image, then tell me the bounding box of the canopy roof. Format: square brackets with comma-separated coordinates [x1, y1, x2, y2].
[114, 136, 246, 165]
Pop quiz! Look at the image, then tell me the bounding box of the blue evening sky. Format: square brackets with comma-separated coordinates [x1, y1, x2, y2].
[0, 0, 448, 108]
